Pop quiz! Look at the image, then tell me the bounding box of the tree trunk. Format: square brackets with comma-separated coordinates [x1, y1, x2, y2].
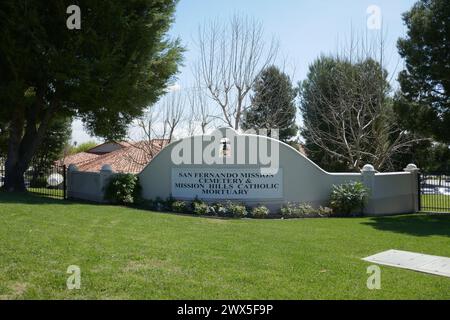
[4, 101, 53, 192]
[4, 111, 26, 191]
[4, 161, 27, 192]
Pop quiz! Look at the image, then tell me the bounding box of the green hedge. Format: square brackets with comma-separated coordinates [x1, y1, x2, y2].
[104, 174, 141, 205]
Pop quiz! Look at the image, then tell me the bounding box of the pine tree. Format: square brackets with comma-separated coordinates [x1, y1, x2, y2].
[242, 66, 298, 143]
[396, 0, 450, 143]
[0, 0, 183, 191]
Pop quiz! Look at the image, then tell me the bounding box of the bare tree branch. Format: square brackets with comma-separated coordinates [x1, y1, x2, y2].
[127, 91, 186, 166]
[301, 30, 427, 171]
[194, 14, 279, 130]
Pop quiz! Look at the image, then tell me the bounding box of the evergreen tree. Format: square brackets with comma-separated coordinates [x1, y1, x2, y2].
[0, 0, 183, 191]
[29, 117, 72, 187]
[242, 66, 298, 143]
[31, 117, 72, 167]
[299, 56, 417, 172]
[396, 0, 450, 143]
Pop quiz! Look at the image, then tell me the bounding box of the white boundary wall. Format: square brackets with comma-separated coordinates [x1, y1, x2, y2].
[138, 129, 419, 215]
[67, 128, 420, 215]
[67, 165, 114, 203]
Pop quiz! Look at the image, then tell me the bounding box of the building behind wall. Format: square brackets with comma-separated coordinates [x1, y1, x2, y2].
[59, 140, 169, 174]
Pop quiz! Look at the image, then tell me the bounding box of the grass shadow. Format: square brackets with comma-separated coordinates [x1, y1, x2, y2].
[0, 191, 75, 205]
[362, 214, 450, 238]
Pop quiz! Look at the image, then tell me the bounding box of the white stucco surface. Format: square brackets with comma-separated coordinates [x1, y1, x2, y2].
[136, 128, 419, 215]
[66, 128, 419, 215]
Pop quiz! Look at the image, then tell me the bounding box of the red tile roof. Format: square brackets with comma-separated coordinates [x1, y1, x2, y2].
[66, 140, 168, 174]
[59, 152, 100, 167]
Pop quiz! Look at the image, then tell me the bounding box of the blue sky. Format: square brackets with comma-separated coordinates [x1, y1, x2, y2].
[170, 0, 415, 84]
[71, 0, 417, 144]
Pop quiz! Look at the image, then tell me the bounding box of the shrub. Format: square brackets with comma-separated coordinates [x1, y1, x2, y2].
[213, 203, 229, 217]
[132, 177, 143, 204]
[172, 201, 187, 213]
[280, 202, 315, 218]
[165, 195, 176, 209]
[329, 181, 369, 216]
[207, 205, 218, 216]
[226, 202, 248, 218]
[251, 205, 270, 218]
[317, 206, 334, 217]
[104, 174, 140, 205]
[192, 202, 209, 215]
[210, 202, 247, 218]
[153, 197, 166, 211]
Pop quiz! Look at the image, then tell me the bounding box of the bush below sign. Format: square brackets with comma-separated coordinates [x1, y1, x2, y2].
[104, 176, 368, 219]
[137, 198, 337, 219]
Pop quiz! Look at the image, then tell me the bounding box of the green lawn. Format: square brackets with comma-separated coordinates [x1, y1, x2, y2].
[0, 192, 449, 300]
[27, 188, 64, 199]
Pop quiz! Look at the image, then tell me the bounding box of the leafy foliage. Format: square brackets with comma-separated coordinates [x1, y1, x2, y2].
[68, 141, 99, 155]
[391, 140, 450, 172]
[396, 0, 450, 143]
[280, 203, 315, 218]
[317, 206, 334, 217]
[299, 56, 409, 172]
[192, 202, 209, 215]
[250, 205, 270, 218]
[171, 201, 188, 213]
[104, 174, 141, 205]
[212, 203, 229, 217]
[0, 0, 183, 190]
[30, 117, 72, 180]
[280, 203, 334, 218]
[329, 182, 369, 216]
[225, 202, 248, 218]
[242, 66, 298, 142]
[0, 122, 8, 159]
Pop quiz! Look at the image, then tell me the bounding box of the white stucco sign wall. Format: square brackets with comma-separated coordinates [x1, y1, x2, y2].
[67, 127, 420, 216]
[136, 128, 420, 215]
[171, 168, 283, 200]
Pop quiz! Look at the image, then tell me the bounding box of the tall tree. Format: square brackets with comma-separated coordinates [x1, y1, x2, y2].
[299, 56, 419, 172]
[29, 117, 72, 187]
[0, 0, 183, 191]
[130, 90, 185, 166]
[396, 0, 450, 143]
[0, 122, 7, 160]
[68, 141, 99, 155]
[242, 66, 298, 143]
[194, 14, 278, 130]
[392, 140, 450, 172]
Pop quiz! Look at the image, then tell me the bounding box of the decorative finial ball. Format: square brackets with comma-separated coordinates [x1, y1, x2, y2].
[362, 164, 375, 172]
[68, 164, 78, 172]
[100, 164, 113, 172]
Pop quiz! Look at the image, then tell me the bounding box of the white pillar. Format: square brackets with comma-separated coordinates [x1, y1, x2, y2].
[404, 164, 420, 212]
[100, 164, 114, 202]
[361, 164, 376, 215]
[67, 164, 78, 199]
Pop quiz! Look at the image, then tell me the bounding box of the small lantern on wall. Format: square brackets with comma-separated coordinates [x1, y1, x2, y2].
[220, 138, 231, 158]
